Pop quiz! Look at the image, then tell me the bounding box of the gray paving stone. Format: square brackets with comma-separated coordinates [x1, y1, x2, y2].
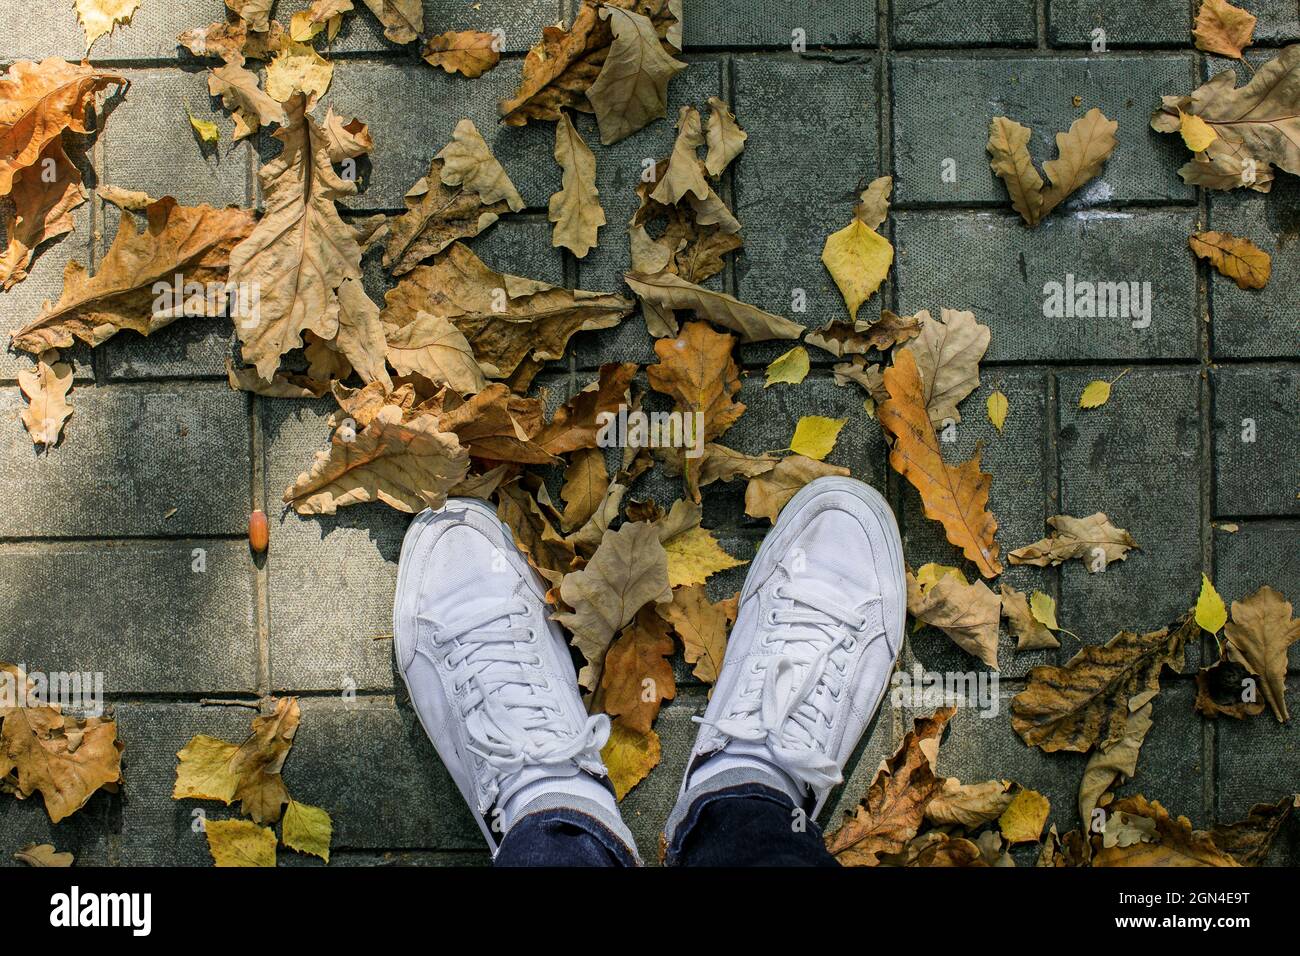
[0, 382, 251, 536]
[894, 209, 1200, 362]
[1213, 522, 1300, 648]
[260, 395, 409, 693]
[1251, 1, 1300, 43]
[900, 368, 1053, 678]
[0, 203, 95, 384]
[686, 0, 875, 48]
[893, 0, 1036, 48]
[0, 539, 258, 694]
[892, 55, 1196, 207]
[1212, 365, 1299, 518]
[1056, 367, 1203, 660]
[1110, 680, 1207, 824]
[573, 59, 725, 370]
[276, 0, 558, 55]
[731, 57, 883, 363]
[99, 204, 238, 379]
[1214, 675, 1299, 848]
[1207, 177, 1300, 360]
[289, 697, 484, 850]
[318, 59, 559, 212]
[0, 787, 115, 867]
[1047, 0, 1190, 47]
[0, 4, 98, 63]
[102, 68, 249, 208]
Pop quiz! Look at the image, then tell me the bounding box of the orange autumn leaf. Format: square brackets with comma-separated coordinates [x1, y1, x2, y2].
[598, 606, 676, 734]
[878, 350, 1002, 577]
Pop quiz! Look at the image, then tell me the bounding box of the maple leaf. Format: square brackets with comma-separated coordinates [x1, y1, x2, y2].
[878, 350, 1002, 578]
[1189, 230, 1271, 289]
[536, 361, 638, 455]
[1011, 612, 1195, 753]
[554, 521, 673, 690]
[228, 96, 370, 379]
[1193, 0, 1257, 59]
[599, 606, 676, 733]
[658, 585, 736, 685]
[821, 218, 893, 323]
[601, 719, 660, 800]
[12, 197, 255, 354]
[1000, 582, 1059, 651]
[358, 0, 423, 44]
[423, 30, 502, 78]
[824, 707, 955, 866]
[1223, 585, 1300, 722]
[383, 242, 634, 389]
[549, 111, 605, 258]
[1092, 795, 1239, 867]
[18, 350, 73, 447]
[1008, 512, 1137, 571]
[901, 308, 991, 426]
[205, 818, 277, 867]
[282, 799, 333, 862]
[0, 677, 123, 823]
[585, 4, 686, 145]
[1151, 46, 1300, 186]
[744, 454, 850, 522]
[284, 404, 470, 514]
[907, 570, 1001, 669]
[704, 96, 746, 176]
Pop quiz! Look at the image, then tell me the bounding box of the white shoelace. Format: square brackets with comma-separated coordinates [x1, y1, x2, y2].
[701, 580, 879, 792]
[419, 597, 609, 787]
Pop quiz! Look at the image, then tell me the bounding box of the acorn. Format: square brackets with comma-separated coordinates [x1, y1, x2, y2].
[249, 509, 269, 553]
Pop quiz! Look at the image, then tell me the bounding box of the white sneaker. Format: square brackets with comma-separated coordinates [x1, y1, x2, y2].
[393, 498, 615, 853]
[676, 477, 906, 818]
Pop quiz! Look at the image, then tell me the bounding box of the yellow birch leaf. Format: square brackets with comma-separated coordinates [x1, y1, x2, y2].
[1196, 573, 1228, 635]
[601, 721, 660, 800]
[986, 389, 1008, 433]
[820, 219, 893, 322]
[764, 345, 810, 387]
[282, 799, 332, 863]
[789, 415, 846, 461]
[1079, 379, 1112, 409]
[205, 818, 276, 867]
[999, 788, 1050, 844]
[662, 526, 746, 588]
[189, 114, 220, 143]
[1029, 591, 1060, 631]
[1179, 111, 1217, 152]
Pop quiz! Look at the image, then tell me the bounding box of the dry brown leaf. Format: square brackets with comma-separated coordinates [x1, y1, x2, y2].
[554, 520, 673, 689]
[1193, 0, 1257, 59]
[878, 350, 1002, 578]
[988, 109, 1118, 225]
[1223, 585, 1300, 722]
[900, 308, 990, 426]
[496, 481, 577, 595]
[658, 585, 736, 685]
[13, 843, 74, 867]
[422, 30, 502, 78]
[74, 0, 141, 54]
[560, 447, 609, 531]
[1092, 795, 1239, 867]
[284, 403, 469, 514]
[854, 175, 893, 230]
[1, 143, 84, 290]
[907, 570, 1001, 669]
[1011, 612, 1195, 753]
[743, 454, 850, 522]
[549, 111, 605, 258]
[536, 362, 638, 455]
[12, 197, 254, 354]
[1209, 797, 1294, 865]
[437, 384, 554, 465]
[824, 707, 955, 866]
[18, 350, 73, 446]
[987, 116, 1044, 226]
[227, 359, 328, 399]
[264, 40, 334, 110]
[436, 119, 526, 214]
[598, 606, 676, 733]
[1188, 230, 1271, 289]
[384, 309, 486, 394]
[179, 17, 284, 65]
[651, 106, 709, 206]
[625, 270, 802, 343]
[382, 158, 508, 276]
[925, 777, 1014, 828]
[1000, 583, 1059, 651]
[97, 184, 155, 210]
[1008, 512, 1137, 571]
[208, 61, 287, 141]
[226, 0, 274, 33]
[804, 310, 922, 358]
[1078, 698, 1154, 830]
[357, 0, 422, 43]
[321, 108, 373, 162]
[704, 96, 746, 176]
[585, 4, 686, 145]
[383, 242, 634, 388]
[290, 0, 354, 43]
[696, 443, 778, 487]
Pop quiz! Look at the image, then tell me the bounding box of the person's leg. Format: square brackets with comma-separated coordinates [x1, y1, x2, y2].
[663, 477, 906, 866]
[394, 499, 638, 867]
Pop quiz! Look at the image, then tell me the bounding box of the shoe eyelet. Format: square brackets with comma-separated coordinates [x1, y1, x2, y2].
[766, 611, 778, 625]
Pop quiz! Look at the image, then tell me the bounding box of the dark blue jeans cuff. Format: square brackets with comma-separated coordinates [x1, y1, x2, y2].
[664, 782, 826, 866]
[494, 807, 639, 867]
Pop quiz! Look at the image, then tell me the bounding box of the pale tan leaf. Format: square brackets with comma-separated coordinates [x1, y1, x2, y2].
[900, 308, 991, 426]
[1000, 583, 1059, 651]
[585, 5, 687, 145]
[74, 0, 141, 53]
[907, 571, 1001, 669]
[1193, 0, 1257, 59]
[384, 309, 487, 394]
[704, 95, 746, 176]
[854, 175, 893, 230]
[549, 111, 605, 257]
[650, 106, 709, 205]
[1040, 108, 1119, 216]
[358, 0, 422, 44]
[18, 350, 73, 446]
[1223, 585, 1300, 722]
[625, 271, 803, 342]
[987, 116, 1044, 226]
[658, 584, 736, 685]
[436, 118, 526, 212]
[744, 454, 850, 523]
[208, 62, 288, 141]
[422, 30, 501, 78]
[1008, 512, 1137, 571]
